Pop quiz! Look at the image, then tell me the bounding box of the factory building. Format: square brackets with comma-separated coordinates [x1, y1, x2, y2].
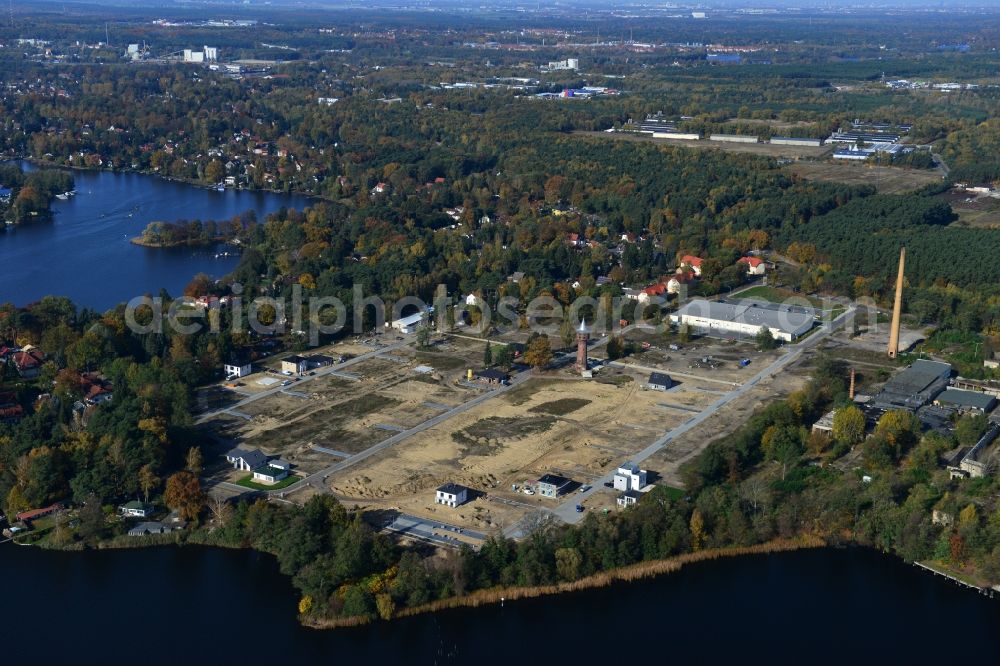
[710, 134, 760, 144]
[770, 136, 824, 147]
[669, 299, 815, 342]
[654, 132, 701, 140]
[872, 360, 952, 411]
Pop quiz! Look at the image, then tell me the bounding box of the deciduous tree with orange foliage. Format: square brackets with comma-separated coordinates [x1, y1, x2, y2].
[165, 470, 205, 522]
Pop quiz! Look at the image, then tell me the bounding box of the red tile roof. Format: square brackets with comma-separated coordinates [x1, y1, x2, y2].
[680, 254, 703, 267]
[737, 256, 764, 267]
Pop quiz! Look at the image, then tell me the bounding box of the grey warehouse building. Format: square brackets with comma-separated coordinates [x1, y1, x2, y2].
[670, 299, 815, 342]
[873, 359, 952, 411]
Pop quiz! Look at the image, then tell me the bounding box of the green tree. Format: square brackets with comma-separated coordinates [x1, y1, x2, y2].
[756, 326, 777, 350]
[955, 414, 987, 448]
[483, 340, 493, 367]
[494, 344, 514, 371]
[555, 547, 582, 581]
[606, 335, 625, 360]
[415, 324, 431, 349]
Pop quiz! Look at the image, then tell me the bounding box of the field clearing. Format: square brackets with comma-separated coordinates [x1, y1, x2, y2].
[788, 161, 943, 193]
[607, 332, 786, 385]
[323, 371, 717, 531]
[576, 130, 833, 159]
[941, 192, 1000, 228]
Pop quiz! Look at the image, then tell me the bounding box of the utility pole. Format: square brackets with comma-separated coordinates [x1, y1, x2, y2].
[105, 22, 110, 47]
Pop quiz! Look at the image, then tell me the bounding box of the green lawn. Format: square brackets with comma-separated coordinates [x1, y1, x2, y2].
[236, 474, 299, 491]
[659, 486, 686, 501]
[736, 286, 826, 309]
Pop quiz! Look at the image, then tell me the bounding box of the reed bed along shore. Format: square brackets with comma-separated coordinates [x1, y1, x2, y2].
[305, 536, 827, 629]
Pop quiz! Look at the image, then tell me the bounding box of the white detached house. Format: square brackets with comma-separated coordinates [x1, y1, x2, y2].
[435, 483, 469, 508]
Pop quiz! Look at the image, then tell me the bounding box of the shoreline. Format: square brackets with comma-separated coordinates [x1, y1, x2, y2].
[8, 155, 326, 204]
[303, 535, 828, 630]
[129, 236, 234, 249]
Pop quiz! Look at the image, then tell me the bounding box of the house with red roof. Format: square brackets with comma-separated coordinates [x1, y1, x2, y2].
[679, 255, 703, 276]
[737, 256, 767, 276]
[638, 282, 668, 304]
[667, 270, 697, 294]
[0, 391, 23, 425]
[11, 349, 44, 379]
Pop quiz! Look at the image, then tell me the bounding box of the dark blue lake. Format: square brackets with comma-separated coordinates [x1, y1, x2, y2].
[0, 164, 310, 310]
[2, 545, 998, 665]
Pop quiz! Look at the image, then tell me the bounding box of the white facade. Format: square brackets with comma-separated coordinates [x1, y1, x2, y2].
[224, 362, 252, 378]
[253, 463, 289, 484]
[435, 484, 468, 508]
[389, 309, 433, 333]
[652, 132, 701, 140]
[203, 46, 218, 61]
[710, 134, 759, 143]
[614, 464, 647, 492]
[183, 49, 205, 63]
[770, 137, 823, 147]
[670, 299, 814, 342]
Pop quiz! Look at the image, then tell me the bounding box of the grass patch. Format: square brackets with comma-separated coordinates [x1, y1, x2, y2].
[659, 486, 686, 501]
[236, 474, 300, 491]
[737, 285, 825, 309]
[452, 415, 556, 457]
[595, 373, 634, 387]
[414, 351, 469, 371]
[528, 398, 591, 416]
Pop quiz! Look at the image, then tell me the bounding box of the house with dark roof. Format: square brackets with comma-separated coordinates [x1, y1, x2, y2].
[435, 483, 469, 508]
[119, 501, 154, 518]
[252, 459, 290, 485]
[537, 474, 572, 498]
[647, 372, 673, 391]
[224, 358, 252, 378]
[128, 521, 179, 537]
[474, 368, 509, 385]
[280, 355, 308, 375]
[226, 447, 268, 472]
[617, 490, 642, 508]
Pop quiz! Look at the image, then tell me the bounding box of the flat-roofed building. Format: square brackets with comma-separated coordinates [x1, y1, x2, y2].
[710, 133, 759, 143]
[873, 359, 952, 411]
[669, 298, 815, 342]
[934, 388, 997, 415]
[770, 136, 824, 146]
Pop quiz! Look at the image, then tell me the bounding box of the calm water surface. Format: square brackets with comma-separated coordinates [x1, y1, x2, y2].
[0, 164, 309, 310]
[2, 545, 998, 665]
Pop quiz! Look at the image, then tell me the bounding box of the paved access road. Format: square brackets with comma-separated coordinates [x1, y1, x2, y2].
[195, 337, 413, 424]
[277, 370, 532, 495]
[384, 513, 486, 549]
[507, 305, 856, 534]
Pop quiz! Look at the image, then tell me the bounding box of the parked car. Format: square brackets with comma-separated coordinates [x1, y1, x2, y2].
[575, 505, 585, 513]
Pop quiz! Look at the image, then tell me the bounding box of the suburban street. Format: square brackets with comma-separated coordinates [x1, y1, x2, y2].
[195, 336, 413, 424]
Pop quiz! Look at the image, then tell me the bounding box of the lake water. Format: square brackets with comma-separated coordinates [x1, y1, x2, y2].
[0, 165, 310, 310]
[2, 545, 998, 665]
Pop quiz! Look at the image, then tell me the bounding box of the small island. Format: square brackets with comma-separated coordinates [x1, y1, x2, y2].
[131, 211, 257, 248]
